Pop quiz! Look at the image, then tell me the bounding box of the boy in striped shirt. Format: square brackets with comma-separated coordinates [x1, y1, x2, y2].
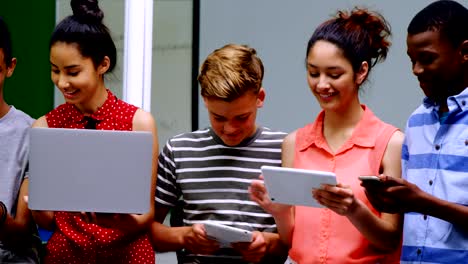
[150, 44, 287, 263]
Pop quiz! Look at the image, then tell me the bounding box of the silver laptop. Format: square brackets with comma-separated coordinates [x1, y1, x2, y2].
[28, 127, 153, 214]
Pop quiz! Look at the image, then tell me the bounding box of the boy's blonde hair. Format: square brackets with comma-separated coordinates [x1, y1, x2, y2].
[198, 44, 264, 101]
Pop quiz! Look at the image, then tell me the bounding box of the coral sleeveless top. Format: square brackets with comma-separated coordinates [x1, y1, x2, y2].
[43, 90, 154, 264]
[289, 106, 401, 264]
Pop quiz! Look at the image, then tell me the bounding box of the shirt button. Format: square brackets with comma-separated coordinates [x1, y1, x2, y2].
[462, 100, 466, 106]
[435, 144, 441, 150]
[423, 215, 427, 220]
[417, 248, 422, 255]
[429, 180, 433, 185]
[465, 140, 468, 146]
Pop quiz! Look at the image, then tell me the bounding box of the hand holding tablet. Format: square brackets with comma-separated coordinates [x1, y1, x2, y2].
[261, 165, 337, 208]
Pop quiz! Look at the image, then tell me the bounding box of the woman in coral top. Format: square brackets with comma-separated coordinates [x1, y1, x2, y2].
[250, 8, 403, 264]
[30, 0, 158, 263]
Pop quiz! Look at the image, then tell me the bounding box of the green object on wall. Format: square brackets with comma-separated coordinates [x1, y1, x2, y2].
[0, 1, 55, 119]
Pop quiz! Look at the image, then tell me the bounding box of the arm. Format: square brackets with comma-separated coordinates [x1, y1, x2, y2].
[0, 179, 37, 246]
[366, 174, 468, 230]
[29, 116, 55, 230]
[121, 109, 158, 231]
[365, 134, 468, 229]
[349, 131, 404, 251]
[249, 132, 296, 247]
[315, 131, 404, 251]
[150, 206, 187, 252]
[412, 190, 468, 228]
[273, 132, 296, 247]
[149, 139, 219, 254]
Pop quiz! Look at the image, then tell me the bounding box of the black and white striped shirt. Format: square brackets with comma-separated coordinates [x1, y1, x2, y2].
[156, 127, 286, 263]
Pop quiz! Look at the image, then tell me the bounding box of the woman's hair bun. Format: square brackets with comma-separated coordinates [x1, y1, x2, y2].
[71, 0, 104, 24]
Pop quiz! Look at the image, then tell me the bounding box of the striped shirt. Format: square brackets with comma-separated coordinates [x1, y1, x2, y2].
[401, 88, 468, 264]
[156, 127, 287, 264]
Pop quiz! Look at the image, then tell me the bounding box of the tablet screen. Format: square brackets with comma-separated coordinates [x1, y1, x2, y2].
[261, 165, 337, 207]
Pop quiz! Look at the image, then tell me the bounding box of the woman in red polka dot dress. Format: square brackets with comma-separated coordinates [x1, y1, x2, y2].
[30, 0, 158, 263]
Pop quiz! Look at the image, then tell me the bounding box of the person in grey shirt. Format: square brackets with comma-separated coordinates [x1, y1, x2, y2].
[0, 16, 40, 263]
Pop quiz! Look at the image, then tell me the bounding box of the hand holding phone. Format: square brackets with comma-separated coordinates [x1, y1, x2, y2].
[359, 176, 386, 189]
[358, 175, 382, 183]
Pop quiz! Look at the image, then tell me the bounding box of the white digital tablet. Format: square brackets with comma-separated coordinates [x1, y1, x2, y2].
[204, 222, 253, 246]
[261, 165, 337, 208]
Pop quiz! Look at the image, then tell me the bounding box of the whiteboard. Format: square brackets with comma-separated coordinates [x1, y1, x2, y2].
[198, 0, 447, 132]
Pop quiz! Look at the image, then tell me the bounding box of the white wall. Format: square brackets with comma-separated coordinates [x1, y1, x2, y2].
[198, 0, 449, 132]
[152, 0, 193, 147]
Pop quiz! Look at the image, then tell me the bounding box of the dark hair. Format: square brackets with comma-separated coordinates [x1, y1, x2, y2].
[306, 8, 391, 82]
[408, 0, 468, 47]
[0, 17, 13, 67]
[50, 0, 116, 73]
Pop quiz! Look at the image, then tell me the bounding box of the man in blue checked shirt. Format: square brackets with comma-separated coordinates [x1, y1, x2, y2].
[362, 1, 468, 263]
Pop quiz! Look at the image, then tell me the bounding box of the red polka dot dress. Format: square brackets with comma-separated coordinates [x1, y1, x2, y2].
[43, 90, 155, 264]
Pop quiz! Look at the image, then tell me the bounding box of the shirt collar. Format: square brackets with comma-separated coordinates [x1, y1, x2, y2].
[422, 87, 468, 112]
[297, 105, 377, 152]
[447, 87, 468, 113]
[208, 126, 263, 147]
[63, 89, 116, 125]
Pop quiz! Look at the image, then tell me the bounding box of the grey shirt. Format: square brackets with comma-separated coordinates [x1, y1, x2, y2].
[0, 106, 39, 263]
[0, 106, 33, 214]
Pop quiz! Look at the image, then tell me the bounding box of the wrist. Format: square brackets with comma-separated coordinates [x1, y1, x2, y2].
[262, 232, 276, 253]
[180, 226, 192, 247]
[414, 191, 434, 215]
[272, 205, 293, 219]
[347, 198, 364, 217]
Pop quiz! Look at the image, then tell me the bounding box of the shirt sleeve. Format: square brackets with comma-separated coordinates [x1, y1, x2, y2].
[155, 140, 180, 207]
[401, 130, 409, 180]
[23, 162, 29, 180]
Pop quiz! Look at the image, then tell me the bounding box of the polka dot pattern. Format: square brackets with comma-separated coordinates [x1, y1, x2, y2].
[43, 90, 155, 264]
[46, 90, 137, 131]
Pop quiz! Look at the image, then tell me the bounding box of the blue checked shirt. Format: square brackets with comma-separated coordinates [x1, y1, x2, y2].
[401, 88, 468, 264]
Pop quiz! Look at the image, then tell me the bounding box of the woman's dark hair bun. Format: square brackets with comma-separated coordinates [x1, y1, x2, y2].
[71, 0, 104, 24]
